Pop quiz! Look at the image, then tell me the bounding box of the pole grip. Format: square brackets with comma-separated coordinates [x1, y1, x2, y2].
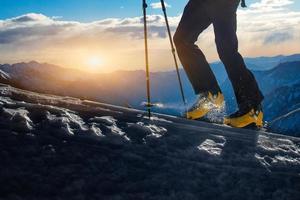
[143, 2, 147, 9]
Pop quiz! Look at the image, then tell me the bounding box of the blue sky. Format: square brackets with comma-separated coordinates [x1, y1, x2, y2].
[1, 0, 184, 21]
[0, 0, 299, 22]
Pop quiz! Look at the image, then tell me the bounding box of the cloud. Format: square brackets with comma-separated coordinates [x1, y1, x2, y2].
[250, 0, 293, 9]
[264, 32, 294, 44]
[0, 14, 170, 45]
[236, 0, 300, 44]
[10, 13, 51, 23]
[0, 13, 78, 45]
[150, 2, 171, 9]
[0, 0, 299, 71]
[52, 16, 63, 20]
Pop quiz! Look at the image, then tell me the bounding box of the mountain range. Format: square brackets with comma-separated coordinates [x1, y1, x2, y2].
[1, 54, 300, 136]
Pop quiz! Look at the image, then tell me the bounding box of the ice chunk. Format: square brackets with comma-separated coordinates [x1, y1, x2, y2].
[274, 155, 300, 165]
[128, 122, 167, 139]
[255, 154, 272, 170]
[90, 116, 116, 126]
[3, 108, 33, 132]
[0, 96, 16, 106]
[198, 138, 226, 156]
[88, 124, 104, 137]
[47, 113, 75, 135]
[145, 123, 167, 138]
[64, 111, 88, 131]
[257, 135, 300, 155]
[45, 108, 92, 136]
[90, 116, 126, 137]
[256, 134, 300, 166]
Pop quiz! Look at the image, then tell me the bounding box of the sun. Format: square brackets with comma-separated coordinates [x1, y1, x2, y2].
[86, 56, 103, 70]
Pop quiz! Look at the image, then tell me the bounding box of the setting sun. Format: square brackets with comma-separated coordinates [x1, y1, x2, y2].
[86, 56, 103, 71]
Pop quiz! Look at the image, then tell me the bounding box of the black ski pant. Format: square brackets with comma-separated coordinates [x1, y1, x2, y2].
[174, 0, 264, 112]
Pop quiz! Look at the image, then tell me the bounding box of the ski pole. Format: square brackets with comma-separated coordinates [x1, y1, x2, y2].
[160, 0, 188, 117]
[241, 0, 247, 8]
[142, 0, 151, 119]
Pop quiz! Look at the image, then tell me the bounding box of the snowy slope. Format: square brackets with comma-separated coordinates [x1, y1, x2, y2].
[269, 108, 300, 137]
[0, 69, 11, 84]
[263, 84, 300, 121]
[1, 83, 300, 199]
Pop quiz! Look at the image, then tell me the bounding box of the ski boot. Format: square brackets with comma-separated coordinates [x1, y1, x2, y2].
[186, 91, 224, 120]
[224, 104, 264, 129]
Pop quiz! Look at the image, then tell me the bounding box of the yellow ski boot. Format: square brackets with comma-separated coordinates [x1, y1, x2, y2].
[186, 91, 224, 120]
[224, 105, 264, 128]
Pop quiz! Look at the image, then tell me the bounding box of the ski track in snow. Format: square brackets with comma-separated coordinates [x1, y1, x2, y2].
[141, 114, 173, 123]
[1, 84, 300, 199]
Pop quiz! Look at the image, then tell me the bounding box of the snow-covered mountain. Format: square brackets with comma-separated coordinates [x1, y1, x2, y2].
[222, 61, 300, 110]
[0, 57, 300, 136]
[211, 53, 300, 83]
[0, 61, 195, 109]
[0, 69, 11, 84]
[0, 83, 300, 199]
[269, 108, 300, 137]
[257, 61, 300, 93]
[263, 84, 300, 121]
[243, 54, 300, 71]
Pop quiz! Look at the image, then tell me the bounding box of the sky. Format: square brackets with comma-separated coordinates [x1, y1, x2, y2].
[0, 0, 300, 72]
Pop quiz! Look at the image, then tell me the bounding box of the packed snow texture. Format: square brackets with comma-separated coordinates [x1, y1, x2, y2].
[198, 136, 226, 156]
[0, 84, 300, 200]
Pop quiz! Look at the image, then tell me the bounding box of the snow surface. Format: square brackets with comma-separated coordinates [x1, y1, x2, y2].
[269, 108, 300, 136]
[0, 83, 300, 200]
[197, 136, 226, 156]
[0, 69, 10, 80]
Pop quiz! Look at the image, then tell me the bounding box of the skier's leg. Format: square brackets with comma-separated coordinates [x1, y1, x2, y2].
[174, 0, 220, 95]
[213, 0, 264, 127]
[213, 2, 264, 113]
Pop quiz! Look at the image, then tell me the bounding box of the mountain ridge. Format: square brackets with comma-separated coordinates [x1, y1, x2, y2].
[1, 55, 300, 136]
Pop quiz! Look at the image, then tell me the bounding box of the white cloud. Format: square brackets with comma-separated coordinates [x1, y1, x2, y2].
[52, 16, 63, 20]
[150, 2, 171, 9]
[250, 0, 293, 9]
[10, 13, 51, 23]
[237, 0, 300, 44]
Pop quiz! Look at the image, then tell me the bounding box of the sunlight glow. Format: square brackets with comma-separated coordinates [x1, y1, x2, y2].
[86, 56, 103, 71]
